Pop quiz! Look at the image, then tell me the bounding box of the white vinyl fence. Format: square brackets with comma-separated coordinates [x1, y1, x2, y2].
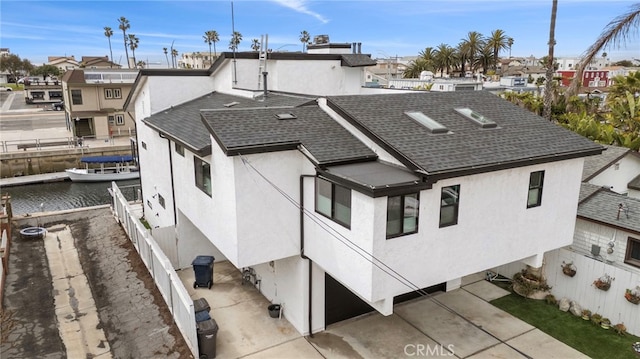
[110, 182, 198, 358]
[496, 247, 640, 336]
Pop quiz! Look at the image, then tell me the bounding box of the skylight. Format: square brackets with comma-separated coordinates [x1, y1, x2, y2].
[224, 101, 240, 107]
[454, 108, 497, 128]
[275, 113, 297, 120]
[405, 111, 448, 134]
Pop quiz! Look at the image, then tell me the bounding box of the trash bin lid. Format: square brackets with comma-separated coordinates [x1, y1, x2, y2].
[192, 255, 215, 266]
[197, 318, 218, 334]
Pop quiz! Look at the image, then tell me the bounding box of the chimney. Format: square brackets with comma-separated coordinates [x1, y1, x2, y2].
[352, 42, 356, 54]
[262, 72, 268, 98]
[357, 43, 362, 54]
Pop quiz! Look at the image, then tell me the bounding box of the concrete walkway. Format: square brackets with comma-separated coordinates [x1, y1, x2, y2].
[179, 262, 589, 358]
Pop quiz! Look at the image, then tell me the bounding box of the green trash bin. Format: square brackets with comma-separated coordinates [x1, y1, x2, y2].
[197, 318, 218, 358]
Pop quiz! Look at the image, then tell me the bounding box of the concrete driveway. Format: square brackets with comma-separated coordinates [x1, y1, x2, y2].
[179, 262, 589, 358]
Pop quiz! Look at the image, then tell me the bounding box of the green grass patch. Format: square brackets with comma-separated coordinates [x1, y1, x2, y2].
[491, 293, 640, 359]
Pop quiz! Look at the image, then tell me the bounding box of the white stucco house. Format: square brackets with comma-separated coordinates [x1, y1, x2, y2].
[123, 43, 604, 336]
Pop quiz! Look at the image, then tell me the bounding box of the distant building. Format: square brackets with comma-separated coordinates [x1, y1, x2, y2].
[48, 56, 80, 72]
[178, 52, 215, 69]
[80, 56, 121, 69]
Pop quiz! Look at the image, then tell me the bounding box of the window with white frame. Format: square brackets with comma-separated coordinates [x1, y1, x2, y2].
[104, 88, 122, 99]
[115, 114, 125, 126]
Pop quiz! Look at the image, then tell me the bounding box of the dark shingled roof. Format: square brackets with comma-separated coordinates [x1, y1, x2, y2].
[340, 54, 377, 67]
[327, 91, 603, 178]
[578, 183, 605, 204]
[582, 145, 631, 181]
[578, 190, 640, 234]
[143, 92, 316, 156]
[61, 69, 86, 84]
[201, 105, 377, 165]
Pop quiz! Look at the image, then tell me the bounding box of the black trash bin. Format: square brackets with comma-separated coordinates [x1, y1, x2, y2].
[197, 318, 218, 359]
[192, 255, 215, 289]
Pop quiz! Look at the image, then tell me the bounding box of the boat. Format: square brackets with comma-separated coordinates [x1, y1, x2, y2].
[65, 155, 139, 182]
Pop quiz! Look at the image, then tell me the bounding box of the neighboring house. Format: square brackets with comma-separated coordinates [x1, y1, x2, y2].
[497, 145, 640, 336]
[501, 65, 546, 82]
[124, 42, 603, 336]
[178, 52, 215, 69]
[80, 56, 121, 69]
[47, 56, 80, 72]
[557, 69, 610, 88]
[23, 78, 63, 104]
[61, 68, 138, 139]
[582, 145, 640, 197]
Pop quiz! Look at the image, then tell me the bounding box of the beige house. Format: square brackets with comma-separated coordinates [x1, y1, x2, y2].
[48, 56, 80, 72]
[61, 69, 138, 139]
[81, 56, 121, 68]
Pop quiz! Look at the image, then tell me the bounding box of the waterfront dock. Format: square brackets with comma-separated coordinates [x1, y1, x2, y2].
[0, 172, 69, 187]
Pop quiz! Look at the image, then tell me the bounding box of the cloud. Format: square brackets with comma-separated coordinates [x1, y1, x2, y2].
[271, 0, 329, 24]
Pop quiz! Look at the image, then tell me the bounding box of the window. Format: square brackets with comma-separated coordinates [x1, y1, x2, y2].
[158, 194, 165, 209]
[527, 171, 544, 208]
[49, 91, 63, 98]
[194, 157, 211, 196]
[175, 143, 185, 157]
[104, 88, 122, 99]
[439, 185, 460, 227]
[31, 91, 45, 99]
[625, 237, 640, 268]
[115, 114, 125, 126]
[108, 116, 115, 125]
[71, 89, 83, 105]
[315, 177, 351, 228]
[386, 193, 419, 238]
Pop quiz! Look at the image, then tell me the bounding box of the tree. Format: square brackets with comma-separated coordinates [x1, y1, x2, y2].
[136, 60, 146, 69]
[487, 29, 509, 71]
[118, 17, 131, 68]
[543, 0, 558, 121]
[458, 31, 485, 76]
[229, 31, 242, 51]
[203, 30, 219, 60]
[477, 44, 494, 74]
[434, 43, 457, 77]
[567, 2, 640, 99]
[403, 57, 434, 78]
[299, 30, 311, 52]
[32, 64, 61, 79]
[607, 71, 640, 103]
[171, 48, 178, 68]
[127, 34, 139, 68]
[0, 54, 33, 82]
[104, 26, 114, 68]
[613, 59, 634, 66]
[507, 37, 514, 58]
[163, 47, 169, 68]
[251, 38, 260, 52]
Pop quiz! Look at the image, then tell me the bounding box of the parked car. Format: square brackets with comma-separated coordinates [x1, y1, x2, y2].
[0, 86, 12, 91]
[52, 101, 64, 111]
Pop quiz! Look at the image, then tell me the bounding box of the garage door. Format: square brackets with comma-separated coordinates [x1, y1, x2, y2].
[325, 273, 374, 326]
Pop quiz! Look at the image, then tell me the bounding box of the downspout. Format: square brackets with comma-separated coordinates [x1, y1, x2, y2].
[167, 140, 177, 225]
[300, 174, 315, 338]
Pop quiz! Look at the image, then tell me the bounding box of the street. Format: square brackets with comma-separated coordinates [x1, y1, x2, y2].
[0, 112, 66, 132]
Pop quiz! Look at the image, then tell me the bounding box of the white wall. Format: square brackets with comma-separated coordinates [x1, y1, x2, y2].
[176, 211, 227, 269]
[571, 219, 640, 271]
[146, 76, 216, 114]
[587, 154, 640, 195]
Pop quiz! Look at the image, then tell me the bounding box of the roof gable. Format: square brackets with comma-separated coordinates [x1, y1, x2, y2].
[582, 145, 637, 181]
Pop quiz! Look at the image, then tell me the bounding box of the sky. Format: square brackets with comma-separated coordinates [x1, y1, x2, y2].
[1, 0, 639, 67]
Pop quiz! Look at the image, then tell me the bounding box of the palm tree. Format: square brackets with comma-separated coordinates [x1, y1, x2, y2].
[118, 16, 131, 68]
[419, 47, 436, 70]
[543, 0, 558, 121]
[567, 3, 640, 99]
[251, 38, 260, 52]
[229, 31, 242, 51]
[136, 60, 146, 69]
[434, 43, 457, 77]
[104, 26, 114, 68]
[171, 48, 178, 68]
[127, 34, 139, 68]
[458, 31, 485, 76]
[477, 45, 494, 74]
[507, 37, 514, 58]
[403, 57, 434, 78]
[163, 47, 169, 68]
[299, 30, 311, 52]
[487, 29, 509, 71]
[203, 30, 219, 61]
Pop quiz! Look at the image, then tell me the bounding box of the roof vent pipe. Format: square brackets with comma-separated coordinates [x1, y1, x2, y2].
[262, 72, 268, 98]
[357, 42, 362, 54]
[352, 42, 356, 54]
